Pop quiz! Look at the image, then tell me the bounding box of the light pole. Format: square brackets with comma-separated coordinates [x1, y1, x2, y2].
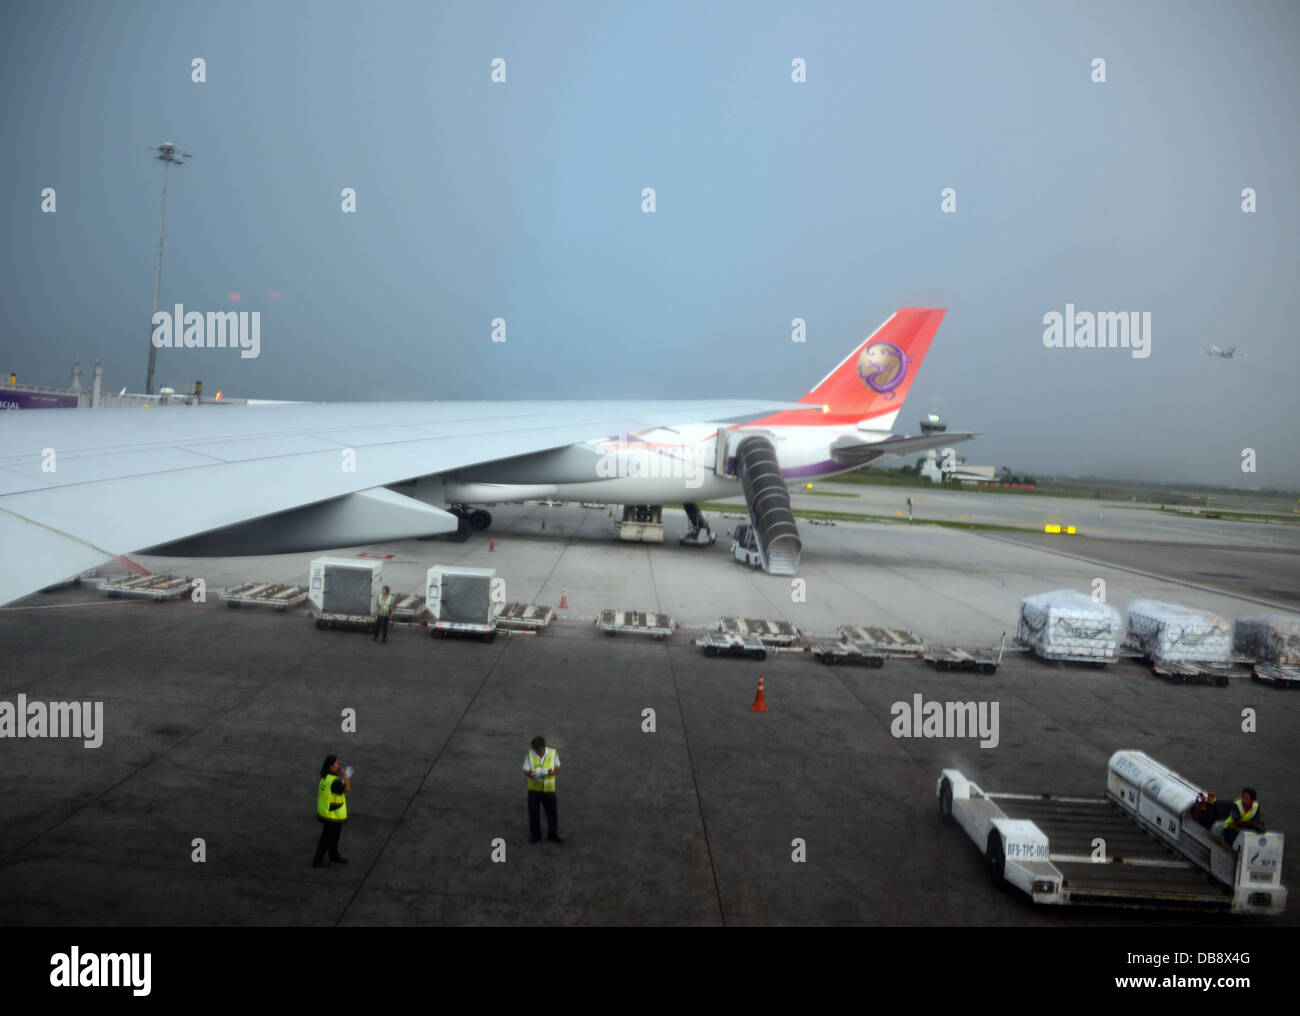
[146, 142, 190, 395]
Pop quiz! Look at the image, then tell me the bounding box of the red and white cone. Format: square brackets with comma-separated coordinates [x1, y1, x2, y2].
[750, 676, 768, 712]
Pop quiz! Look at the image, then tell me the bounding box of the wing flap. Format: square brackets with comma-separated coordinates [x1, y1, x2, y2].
[829, 431, 977, 466]
[0, 508, 121, 604]
[144, 486, 460, 556]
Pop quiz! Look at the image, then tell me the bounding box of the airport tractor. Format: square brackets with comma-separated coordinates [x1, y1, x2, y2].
[613, 504, 665, 543]
[611, 502, 717, 546]
[730, 522, 763, 570]
[937, 750, 1286, 915]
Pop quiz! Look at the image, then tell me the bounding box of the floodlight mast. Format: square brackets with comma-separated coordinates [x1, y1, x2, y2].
[145, 142, 190, 395]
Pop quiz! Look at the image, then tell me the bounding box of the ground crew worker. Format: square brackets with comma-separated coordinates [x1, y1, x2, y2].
[523, 736, 562, 843]
[373, 586, 395, 643]
[1222, 788, 1262, 846]
[313, 754, 351, 867]
[1194, 790, 1221, 827]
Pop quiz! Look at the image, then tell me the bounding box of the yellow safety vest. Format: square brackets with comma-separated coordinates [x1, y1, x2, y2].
[318, 773, 348, 821]
[527, 748, 557, 793]
[1225, 798, 1257, 829]
[378, 594, 394, 616]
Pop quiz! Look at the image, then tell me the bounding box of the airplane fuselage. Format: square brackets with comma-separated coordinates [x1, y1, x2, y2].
[430, 306, 959, 516]
[441, 416, 900, 505]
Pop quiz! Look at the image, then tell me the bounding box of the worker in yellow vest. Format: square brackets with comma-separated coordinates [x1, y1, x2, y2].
[523, 736, 562, 843]
[373, 586, 395, 643]
[313, 754, 352, 867]
[1222, 787, 1262, 847]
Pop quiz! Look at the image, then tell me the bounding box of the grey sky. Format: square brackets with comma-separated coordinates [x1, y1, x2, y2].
[2, 1, 1297, 487]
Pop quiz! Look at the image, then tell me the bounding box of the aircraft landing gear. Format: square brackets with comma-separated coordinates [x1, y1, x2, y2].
[446, 506, 472, 542]
[442, 505, 489, 539]
[679, 502, 717, 546]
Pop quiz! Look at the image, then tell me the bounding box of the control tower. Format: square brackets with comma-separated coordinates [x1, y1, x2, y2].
[920, 412, 947, 436]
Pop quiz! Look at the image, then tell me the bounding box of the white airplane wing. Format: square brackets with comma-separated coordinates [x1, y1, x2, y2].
[0, 399, 808, 605]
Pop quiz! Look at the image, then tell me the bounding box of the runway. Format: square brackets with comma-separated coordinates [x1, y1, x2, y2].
[791, 482, 1300, 550]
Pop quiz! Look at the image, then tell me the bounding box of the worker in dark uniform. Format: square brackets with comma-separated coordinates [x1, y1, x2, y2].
[373, 586, 395, 643]
[1222, 787, 1263, 846]
[1194, 791, 1224, 827]
[523, 736, 562, 843]
[314, 754, 351, 867]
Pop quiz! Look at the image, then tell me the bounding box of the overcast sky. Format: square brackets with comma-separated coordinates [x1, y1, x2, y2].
[2, 1, 1297, 488]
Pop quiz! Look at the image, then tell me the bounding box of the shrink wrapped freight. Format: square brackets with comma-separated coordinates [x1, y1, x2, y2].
[1124, 599, 1231, 665]
[1017, 590, 1120, 662]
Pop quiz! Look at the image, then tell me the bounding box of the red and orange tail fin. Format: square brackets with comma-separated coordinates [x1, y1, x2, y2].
[759, 308, 946, 427]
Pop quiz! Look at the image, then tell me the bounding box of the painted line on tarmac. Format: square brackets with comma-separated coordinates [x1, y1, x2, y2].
[663, 644, 727, 926]
[0, 598, 152, 613]
[976, 532, 1298, 614]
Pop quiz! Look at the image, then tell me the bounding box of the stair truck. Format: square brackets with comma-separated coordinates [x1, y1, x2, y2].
[937, 750, 1286, 915]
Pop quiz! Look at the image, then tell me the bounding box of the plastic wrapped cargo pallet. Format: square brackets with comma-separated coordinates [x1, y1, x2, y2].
[1233, 615, 1300, 665]
[1124, 599, 1231, 665]
[1017, 590, 1120, 661]
[426, 566, 495, 625]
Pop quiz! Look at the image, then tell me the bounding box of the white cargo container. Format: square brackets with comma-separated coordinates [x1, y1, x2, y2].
[309, 557, 383, 630]
[426, 565, 497, 641]
[1017, 589, 1120, 664]
[1124, 599, 1232, 666]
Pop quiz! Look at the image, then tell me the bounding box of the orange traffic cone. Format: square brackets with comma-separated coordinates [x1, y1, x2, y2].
[750, 676, 768, 712]
[560, 585, 568, 609]
[608, 507, 613, 517]
[541, 519, 546, 530]
[489, 537, 495, 551]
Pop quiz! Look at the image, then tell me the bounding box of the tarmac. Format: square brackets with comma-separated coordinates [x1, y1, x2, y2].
[2, 495, 1297, 925]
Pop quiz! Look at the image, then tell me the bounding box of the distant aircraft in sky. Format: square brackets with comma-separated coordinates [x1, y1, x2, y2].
[1206, 345, 1246, 359]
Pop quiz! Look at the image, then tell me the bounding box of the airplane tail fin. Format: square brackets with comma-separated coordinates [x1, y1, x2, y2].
[800, 307, 945, 421]
[757, 308, 946, 427]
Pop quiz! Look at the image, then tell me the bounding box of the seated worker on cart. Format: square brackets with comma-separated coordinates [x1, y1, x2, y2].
[1216, 787, 1263, 847]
